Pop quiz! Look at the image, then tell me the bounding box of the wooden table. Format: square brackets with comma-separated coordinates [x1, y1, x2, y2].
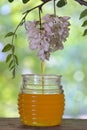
[0, 118, 87, 130]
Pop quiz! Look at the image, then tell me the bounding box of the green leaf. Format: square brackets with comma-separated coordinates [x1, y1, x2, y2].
[14, 55, 19, 65]
[57, 0, 67, 8]
[9, 60, 13, 68]
[5, 32, 14, 38]
[82, 20, 87, 27]
[79, 9, 87, 19]
[2, 44, 12, 52]
[83, 29, 87, 36]
[9, 65, 15, 71]
[12, 68, 15, 78]
[22, 0, 30, 4]
[8, 0, 14, 2]
[6, 54, 12, 63]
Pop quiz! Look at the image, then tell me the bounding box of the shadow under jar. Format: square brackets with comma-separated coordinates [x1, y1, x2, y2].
[18, 74, 65, 127]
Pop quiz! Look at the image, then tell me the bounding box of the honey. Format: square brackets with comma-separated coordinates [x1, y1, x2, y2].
[41, 61, 45, 93]
[18, 72, 64, 126]
[18, 93, 64, 126]
[41, 61, 45, 75]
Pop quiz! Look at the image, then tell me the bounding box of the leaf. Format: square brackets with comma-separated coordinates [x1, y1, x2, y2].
[57, 0, 67, 8]
[9, 60, 13, 68]
[9, 65, 15, 71]
[82, 20, 87, 27]
[12, 68, 15, 78]
[79, 9, 87, 19]
[22, 0, 30, 4]
[2, 44, 13, 52]
[83, 29, 87, 36]
[8, 0, 14, 2]
[6, 54, 12, 63]
[14, 55, 19, 65]
[5, 32, 14, 38]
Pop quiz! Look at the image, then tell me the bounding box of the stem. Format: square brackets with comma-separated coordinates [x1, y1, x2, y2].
[23, 0, 52, 15]
[41, 61, 45, 94]
[11, 17, 23, 78]
[11, 23, 20, 64]
[12, 16, 26, 45]
[38, 7, 42, 30]
[11, 0, 52, 46]
[53, 0, 56, 16]
[75, 0, 87, 6]
[9, 0, 52, 78]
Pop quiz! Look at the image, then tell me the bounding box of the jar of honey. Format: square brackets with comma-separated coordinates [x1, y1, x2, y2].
[18, 74, 65, 126]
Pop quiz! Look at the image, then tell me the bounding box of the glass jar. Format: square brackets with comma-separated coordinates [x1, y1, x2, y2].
[18, 74, 65, 126]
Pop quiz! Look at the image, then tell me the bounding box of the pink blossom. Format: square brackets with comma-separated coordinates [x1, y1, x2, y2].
[25, 14, 70, 61]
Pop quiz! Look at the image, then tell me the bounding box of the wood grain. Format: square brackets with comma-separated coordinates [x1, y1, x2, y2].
[0, 118, 87, 130]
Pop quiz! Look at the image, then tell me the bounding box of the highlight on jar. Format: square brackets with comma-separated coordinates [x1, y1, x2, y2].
[18, 74, 65, 127]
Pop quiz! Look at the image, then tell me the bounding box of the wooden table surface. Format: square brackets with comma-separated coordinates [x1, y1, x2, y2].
[0, 118, 87, 130]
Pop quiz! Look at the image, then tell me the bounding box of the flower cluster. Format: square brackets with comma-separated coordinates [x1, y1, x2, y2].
[26, 14, 70, 61]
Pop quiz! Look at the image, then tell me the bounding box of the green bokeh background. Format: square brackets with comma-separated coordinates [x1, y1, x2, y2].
[0, 0, 87, 118]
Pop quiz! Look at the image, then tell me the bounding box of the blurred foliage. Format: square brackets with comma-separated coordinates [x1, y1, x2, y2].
[0, 0, 87, 118]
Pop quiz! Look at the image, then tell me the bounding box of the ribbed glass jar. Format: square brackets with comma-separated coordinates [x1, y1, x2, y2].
[18, 74, 65, 126]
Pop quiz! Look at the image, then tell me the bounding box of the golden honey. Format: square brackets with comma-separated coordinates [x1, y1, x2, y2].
[18, 73, 64, 126]
[18, 93, 64, 126]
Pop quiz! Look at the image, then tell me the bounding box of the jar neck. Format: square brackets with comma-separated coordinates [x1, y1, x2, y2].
[21, 74, 63, 94]
[22, 74, 62, 87]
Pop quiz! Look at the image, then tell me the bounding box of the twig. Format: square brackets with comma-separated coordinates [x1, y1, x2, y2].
[75, 0, 87, 6]
[53, 0, 56, 16]
[12, 0, 52, 38]
[38, 7, 42, 30]
[23, 0, 52, 14]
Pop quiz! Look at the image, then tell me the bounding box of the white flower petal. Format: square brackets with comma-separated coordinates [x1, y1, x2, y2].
[26, 14, 70, 61]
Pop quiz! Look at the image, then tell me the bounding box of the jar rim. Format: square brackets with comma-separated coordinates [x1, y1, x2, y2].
[21, 74, 62, 78]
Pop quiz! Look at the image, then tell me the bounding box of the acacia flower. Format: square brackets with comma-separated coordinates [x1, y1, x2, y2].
[26, 14, 70, 61]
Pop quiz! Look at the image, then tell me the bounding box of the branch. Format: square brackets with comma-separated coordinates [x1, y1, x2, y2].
[23, 0, 52, 14]
[11, 0, 52, 45]
[75, 0, 87, 6]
